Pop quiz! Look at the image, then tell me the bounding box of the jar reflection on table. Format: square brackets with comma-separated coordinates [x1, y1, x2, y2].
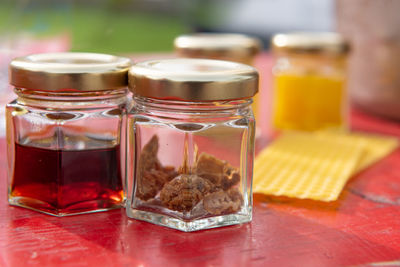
[126, 58, 258, 232]
[174, 33, 262, 125]
[271, 32, 350, 132]
[6, 52, 131, 216]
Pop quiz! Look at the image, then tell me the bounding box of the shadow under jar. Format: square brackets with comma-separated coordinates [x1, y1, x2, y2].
[126, 58, 259, 232]
[6, 52, 131, 216]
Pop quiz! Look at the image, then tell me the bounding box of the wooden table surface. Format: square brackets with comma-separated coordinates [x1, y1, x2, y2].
[1, 54, 400, 267]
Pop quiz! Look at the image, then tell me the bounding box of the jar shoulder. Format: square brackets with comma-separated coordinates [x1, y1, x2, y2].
[7, 97, 129, 114]
[8, 93, 130, 112]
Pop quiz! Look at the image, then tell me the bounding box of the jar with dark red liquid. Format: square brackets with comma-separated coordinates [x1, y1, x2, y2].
[6, 52, 131, 216]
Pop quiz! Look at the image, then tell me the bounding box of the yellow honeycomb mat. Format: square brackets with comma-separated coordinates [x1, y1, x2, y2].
[253, 131, 399, 201]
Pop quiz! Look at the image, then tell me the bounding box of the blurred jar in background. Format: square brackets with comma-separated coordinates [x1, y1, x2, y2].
[337, 0, 400, 120]
[174, 33, 262, 128]
[271, 32, 350, 132]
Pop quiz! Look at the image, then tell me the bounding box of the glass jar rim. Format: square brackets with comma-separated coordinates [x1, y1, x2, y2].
[128, 58, 259, 101]
[174, 33, 262, 59]
[9, 52, 132, 92]
[271, 32, 350, 55]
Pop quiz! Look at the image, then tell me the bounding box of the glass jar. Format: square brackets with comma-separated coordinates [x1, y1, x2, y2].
[174, 33, 262, 126]
[6, 52, 131, 216]
[126, 58, 258, 232]
[271, 32, 350, 132]
[337, 0, 400, 120]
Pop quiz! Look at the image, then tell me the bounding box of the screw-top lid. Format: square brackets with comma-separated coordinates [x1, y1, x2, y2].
[9, 52, 132, 92]
[174, 33, 262, 63]
[271, 32, 350, 55]
[128, 58, 259, 101]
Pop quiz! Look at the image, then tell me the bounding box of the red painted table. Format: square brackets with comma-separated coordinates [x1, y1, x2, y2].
[1, 54, 400, 267]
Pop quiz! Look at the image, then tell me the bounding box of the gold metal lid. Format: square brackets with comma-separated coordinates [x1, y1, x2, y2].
[174, 33, 262, 61]
[271, 32, 350, 55]
[9, 52, 132, 91]
[128, 58, 259, 101]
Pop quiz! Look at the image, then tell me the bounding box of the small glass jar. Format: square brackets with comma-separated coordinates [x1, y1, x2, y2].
[6, 52, 131, 216]
[337, 0, 400, 120]
[174, 33, 262, 124]
[126, 58, 258, 232]
[271, 32, 350, 132]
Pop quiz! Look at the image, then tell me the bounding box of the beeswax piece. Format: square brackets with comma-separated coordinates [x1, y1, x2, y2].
[315, 131, 399, 173]
[254, 131, 398, 201]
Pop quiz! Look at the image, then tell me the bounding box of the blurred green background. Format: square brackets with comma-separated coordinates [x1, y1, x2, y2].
[0, 0, 339, 60]
[0, 0, 335, 55]
[0, 0, 189, 53]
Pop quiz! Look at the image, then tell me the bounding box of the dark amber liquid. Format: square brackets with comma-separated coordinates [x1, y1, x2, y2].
[10, 143, 123, 215]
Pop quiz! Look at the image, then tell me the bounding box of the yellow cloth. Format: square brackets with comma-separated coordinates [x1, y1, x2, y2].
[253, 131, 399, 201]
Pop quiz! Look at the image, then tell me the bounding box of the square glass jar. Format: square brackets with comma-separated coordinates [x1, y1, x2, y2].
[126, 58, 259, 231]
[6, 52, 131, 216]
[271, 32, 350, 132]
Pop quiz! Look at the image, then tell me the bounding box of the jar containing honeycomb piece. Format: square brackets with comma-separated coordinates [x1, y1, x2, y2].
[126, 58, 258, 231]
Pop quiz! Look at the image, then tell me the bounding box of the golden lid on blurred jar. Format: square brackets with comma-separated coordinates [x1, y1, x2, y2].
[174, 33, 262, 64]
[271, 32, 350, 56]
[128, 58, 259, 101]
[9, 52, 132, 92]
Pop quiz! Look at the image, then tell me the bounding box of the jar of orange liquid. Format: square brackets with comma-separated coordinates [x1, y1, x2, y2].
[271, 32, 350, 132]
